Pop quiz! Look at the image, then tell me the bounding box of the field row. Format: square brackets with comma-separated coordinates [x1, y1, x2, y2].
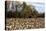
[6, 18, 45, 30]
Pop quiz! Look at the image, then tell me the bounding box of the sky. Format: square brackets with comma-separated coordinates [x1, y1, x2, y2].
[32, 3, 44, 13]
[24, 0, 45, 13]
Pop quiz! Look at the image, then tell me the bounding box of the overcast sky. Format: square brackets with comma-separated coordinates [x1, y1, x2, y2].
[24, 0, 45, 13]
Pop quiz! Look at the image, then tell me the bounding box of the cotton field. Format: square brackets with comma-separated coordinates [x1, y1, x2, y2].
[5, 18, 45, 30]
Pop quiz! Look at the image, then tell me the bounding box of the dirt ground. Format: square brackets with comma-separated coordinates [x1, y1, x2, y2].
[5, 18, 45, 30]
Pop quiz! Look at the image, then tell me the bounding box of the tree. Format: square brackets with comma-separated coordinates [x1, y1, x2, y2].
[31, 9, 38, 18]
[6, 1, 44, 18]
[37, 13, 45, 18]
[21, 2, 33, 18]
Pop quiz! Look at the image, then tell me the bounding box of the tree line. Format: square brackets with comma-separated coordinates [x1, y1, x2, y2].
[5, 1, 45, 18]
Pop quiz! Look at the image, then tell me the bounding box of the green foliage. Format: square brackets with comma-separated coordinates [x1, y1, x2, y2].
[6, 11, 12, 18]
[6, 2, 44, 18]
[31, 10, 38, 18]
[21, 2, 33, 18]
[37, 13, 45, 18]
